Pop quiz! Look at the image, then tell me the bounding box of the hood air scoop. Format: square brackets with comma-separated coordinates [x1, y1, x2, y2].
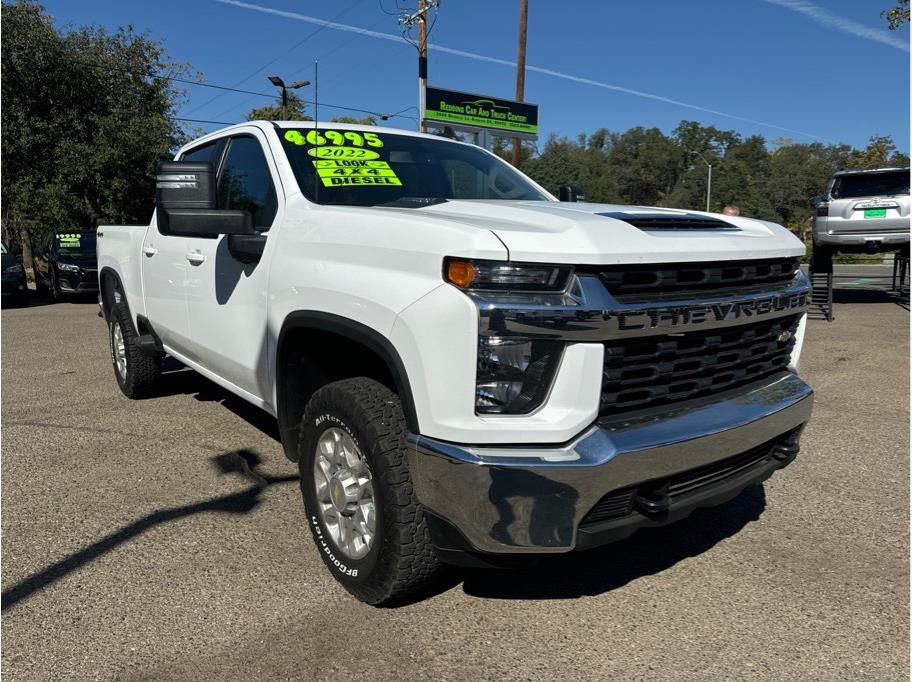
[598, 212, 740, 231]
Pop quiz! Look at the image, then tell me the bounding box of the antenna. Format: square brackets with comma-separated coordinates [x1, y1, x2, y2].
[313, 60, 319, 204]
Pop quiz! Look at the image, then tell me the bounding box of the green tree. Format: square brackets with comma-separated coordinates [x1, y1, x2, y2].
[850, 135, 908, 169]
[1, 0, 191, 254]
[883, 0, 910, 29]
[329, 115, 377, 125]
[247, 91, 312, 121]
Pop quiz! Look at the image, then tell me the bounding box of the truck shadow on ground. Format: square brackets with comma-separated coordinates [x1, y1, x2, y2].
[831, 286, 909, 310]
[0, 449, 296, 613]
[145, 361, 281, 441]
[456, 485, 766, 601]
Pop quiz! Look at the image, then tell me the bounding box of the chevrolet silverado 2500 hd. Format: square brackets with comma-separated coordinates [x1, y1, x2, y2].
[97, 121, 813, 605]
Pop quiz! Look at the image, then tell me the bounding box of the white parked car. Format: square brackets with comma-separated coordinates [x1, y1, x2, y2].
[97, 121, 813, 604]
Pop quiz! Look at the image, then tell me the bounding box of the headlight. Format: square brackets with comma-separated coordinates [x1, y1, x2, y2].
[57, 263, 80, 272]
[476, 336, 563, 414]
[3, 264, 23, 274]
[445, 258, 573, 293]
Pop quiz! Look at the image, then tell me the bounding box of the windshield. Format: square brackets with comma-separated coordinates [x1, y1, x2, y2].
[55, 232, 96, 255]
[832, 170, 910, 199]
[279, 128, 549, 206]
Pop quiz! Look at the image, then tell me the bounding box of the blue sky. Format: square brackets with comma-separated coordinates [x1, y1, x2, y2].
[42, 0, 910, 150]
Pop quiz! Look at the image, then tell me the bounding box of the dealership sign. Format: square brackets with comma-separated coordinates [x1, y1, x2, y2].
[423, 86, 539, 139]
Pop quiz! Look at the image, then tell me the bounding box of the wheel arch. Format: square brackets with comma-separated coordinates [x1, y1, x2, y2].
[99, 266, 125, 322]
[275, 311, 419, 461]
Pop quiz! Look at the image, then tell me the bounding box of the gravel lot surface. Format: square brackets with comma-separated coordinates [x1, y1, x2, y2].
[2, 280, 908, 680]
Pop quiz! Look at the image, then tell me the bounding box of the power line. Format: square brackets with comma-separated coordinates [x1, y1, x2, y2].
[65, 56, 414, 125]
[181, 0, 366, 117]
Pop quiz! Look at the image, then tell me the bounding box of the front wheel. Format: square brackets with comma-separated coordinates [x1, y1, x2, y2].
[298, 377, 442, 605]
[49, 269, 61, 302]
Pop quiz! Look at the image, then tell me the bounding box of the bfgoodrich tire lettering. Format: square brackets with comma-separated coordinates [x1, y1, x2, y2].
[298, 377, 442, 605]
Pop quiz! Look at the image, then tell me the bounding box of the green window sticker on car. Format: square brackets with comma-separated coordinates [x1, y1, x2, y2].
[283, 129, 402, 187]
[57, 233, 81, 247]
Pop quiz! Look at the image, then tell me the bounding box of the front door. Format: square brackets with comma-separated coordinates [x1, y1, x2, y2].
[183, 131, 280, 402]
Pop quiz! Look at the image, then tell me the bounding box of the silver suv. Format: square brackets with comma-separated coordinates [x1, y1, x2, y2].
[811, 167, 910, 253]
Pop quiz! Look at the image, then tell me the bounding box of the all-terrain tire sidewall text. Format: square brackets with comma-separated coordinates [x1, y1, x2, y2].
[300, 412, 382, 583]
[298, 377, 442, 605]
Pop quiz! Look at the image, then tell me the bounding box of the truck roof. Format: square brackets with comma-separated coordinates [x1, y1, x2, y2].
[833, 166, 910, 177]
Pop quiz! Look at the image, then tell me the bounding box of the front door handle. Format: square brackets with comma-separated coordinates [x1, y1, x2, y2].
[142, 246, 157, 257]
[186, 252, 206, 265]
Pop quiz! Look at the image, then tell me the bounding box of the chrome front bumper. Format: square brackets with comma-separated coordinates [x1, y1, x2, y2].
[408, 372, 813, 557]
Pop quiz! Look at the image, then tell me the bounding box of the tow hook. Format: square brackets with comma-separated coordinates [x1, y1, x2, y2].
[634, 487, 671, 515]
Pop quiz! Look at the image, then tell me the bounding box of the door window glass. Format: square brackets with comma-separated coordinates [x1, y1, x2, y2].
[217, 136, 278, 229]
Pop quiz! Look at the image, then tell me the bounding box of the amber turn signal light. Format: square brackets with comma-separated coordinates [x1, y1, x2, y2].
[446, 259, 477, 288]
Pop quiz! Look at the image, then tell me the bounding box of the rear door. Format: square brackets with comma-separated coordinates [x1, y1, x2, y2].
[182, 130, 280, 401]
[141, 139, 225, 352]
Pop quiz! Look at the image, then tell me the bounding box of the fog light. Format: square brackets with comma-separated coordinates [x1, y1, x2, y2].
[476, 337, 562, 414]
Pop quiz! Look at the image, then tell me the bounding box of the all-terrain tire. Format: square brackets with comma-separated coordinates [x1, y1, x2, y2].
[109, 298, 162, 398]
[298, 377, 442, 605]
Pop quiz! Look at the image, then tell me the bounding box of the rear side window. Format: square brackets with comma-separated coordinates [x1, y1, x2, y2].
[832, 171, 910, 199]
[217, 136, 278, 230]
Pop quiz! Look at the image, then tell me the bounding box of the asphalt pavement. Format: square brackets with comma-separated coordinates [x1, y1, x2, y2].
[1, 283, 908, 681]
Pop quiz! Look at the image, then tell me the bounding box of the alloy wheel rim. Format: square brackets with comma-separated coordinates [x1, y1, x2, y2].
[112, 322, 127, 379]
[313, 427, 375, 560]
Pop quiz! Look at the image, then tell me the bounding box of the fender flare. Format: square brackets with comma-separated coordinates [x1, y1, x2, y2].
[275, 311, 420, 459]
[98, 266, 126, 322]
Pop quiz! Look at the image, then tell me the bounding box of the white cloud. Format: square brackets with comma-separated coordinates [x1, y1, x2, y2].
[764, 0, 909, 52]
[216, 0, 831, 140]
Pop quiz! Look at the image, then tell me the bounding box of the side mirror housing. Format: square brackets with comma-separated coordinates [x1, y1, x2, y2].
[558, 184, 586, 202]
[809, 195, 824, 206]
[155, 161, 254, 237]
[157, 208, 254, 238]
[156, 161, 216, 210]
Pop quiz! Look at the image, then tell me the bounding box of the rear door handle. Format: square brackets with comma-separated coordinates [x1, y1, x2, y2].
[186, 252, 206, 265]
[142, 246, 157, 257]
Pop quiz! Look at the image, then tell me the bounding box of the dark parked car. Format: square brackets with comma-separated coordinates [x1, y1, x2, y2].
[33, 230, 99, 300]
[1, 242, 28, 307]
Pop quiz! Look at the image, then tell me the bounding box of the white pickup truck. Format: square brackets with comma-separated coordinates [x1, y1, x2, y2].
[98, 121, 813, 604]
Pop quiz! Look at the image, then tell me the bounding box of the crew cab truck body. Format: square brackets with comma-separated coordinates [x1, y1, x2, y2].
[98, 121, 813, 604]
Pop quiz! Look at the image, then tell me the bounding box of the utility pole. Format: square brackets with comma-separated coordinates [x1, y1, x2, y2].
[691, 151, 713, 212]
[418, 0, 428, 132]
[511, 0, 529, 168]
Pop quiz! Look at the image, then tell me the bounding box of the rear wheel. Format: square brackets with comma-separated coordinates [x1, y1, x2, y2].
[298, 377, 442, 605]
[109, 298, 162, 398]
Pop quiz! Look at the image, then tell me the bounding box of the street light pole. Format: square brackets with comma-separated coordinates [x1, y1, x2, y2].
[267, 75, 311, 120]
[691, 151, 713, 212]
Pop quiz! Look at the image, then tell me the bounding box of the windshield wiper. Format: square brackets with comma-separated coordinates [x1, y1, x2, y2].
[373, 197, 449, 208]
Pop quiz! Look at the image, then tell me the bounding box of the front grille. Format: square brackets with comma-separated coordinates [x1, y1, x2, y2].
[579, 431, 799, 529]
[601, 314, 800, 415]
[592, 257, 801, 303]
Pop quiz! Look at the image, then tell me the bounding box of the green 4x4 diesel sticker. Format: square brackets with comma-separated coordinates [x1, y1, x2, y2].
[284, 130, 402, 187]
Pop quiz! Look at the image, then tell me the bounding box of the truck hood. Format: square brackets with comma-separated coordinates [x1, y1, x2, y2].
[388, 200, 805, 264]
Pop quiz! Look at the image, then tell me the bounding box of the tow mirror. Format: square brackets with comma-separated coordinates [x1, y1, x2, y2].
[558, 184, 586, 202]
[155, 161, 254, 238]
